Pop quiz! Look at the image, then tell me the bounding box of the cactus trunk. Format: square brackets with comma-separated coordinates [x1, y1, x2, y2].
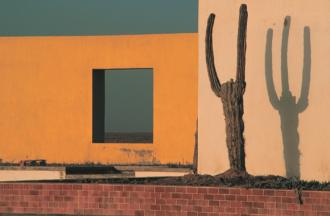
[220, 81, 246, 171]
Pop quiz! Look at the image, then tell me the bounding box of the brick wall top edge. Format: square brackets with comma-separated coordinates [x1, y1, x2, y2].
[0, 182, 330, 194]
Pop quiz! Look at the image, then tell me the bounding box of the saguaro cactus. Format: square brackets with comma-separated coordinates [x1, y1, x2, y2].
[265, 17, 311, 178]
[205, 4, 248, 172]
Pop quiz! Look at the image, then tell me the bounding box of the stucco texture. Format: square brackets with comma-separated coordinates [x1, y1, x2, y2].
[198, 0, 330, 181]
[0, 33, 197, 165]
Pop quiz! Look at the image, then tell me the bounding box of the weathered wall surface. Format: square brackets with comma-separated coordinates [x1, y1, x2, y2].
[198, 0, 330, 180]
[0, 33, 197, 164]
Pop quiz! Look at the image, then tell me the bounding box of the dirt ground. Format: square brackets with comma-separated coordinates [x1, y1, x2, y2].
[3, 163, 329, 191]
[58, 172, 330, 191]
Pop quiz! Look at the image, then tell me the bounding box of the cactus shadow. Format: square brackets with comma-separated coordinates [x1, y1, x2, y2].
[265, 16, 311, 179]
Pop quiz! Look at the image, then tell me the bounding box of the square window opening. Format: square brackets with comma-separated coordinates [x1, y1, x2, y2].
[93, 68, 153, 143]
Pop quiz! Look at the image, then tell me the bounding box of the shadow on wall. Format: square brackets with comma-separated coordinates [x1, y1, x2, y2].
[265, 16, 311, 179]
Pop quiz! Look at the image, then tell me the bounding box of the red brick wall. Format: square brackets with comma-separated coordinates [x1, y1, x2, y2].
[0, 183, 329, 215]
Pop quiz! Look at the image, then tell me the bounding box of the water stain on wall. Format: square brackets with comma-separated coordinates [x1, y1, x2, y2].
[120, 148, 158, 164]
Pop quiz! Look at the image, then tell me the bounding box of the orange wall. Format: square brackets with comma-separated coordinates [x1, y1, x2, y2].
[0, 33, 198, 164]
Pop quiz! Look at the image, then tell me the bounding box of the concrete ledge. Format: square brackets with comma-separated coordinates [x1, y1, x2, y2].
[66, 172, 134, 180]
[135, 171, 190, 177]
[0, 170, 65, 182]
[114, 165, 192, 173]
[0, 165, 192, 182]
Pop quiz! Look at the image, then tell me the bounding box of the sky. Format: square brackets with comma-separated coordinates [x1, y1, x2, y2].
[0, 0, 198, 36]
[104, 69, 153, 133]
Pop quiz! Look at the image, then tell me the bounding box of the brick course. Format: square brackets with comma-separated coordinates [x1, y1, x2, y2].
[0, 183, 329, 215]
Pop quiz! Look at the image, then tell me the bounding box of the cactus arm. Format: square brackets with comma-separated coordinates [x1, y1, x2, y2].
[236, 4, 248, 83]
[206, 13, 222, 97]
[281, 16, 291, 96]
[297, 26, 311, 112]
[265, 29, 280, 109]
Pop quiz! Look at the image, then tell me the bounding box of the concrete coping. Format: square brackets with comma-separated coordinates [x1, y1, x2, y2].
[0, 166, 65, 171]
[0, 165, 192, 173]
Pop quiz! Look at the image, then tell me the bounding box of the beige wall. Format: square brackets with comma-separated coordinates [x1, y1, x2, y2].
[198, 0, 330, 181]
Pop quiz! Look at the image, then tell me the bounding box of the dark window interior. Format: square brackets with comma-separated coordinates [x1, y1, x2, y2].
[93, 68, 153, 143]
